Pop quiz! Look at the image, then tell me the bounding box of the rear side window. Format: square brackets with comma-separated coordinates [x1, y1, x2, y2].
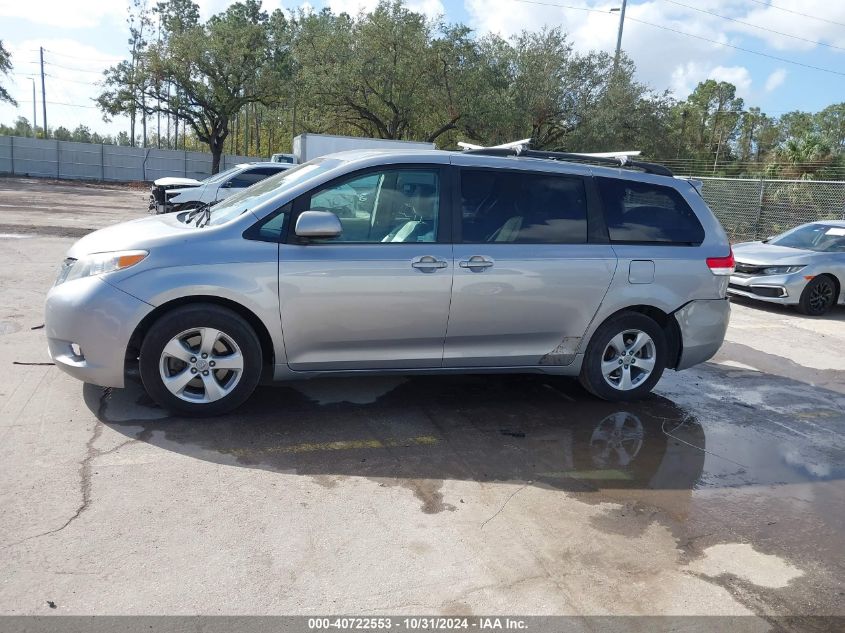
[460, 169, 587, 244]
[596, 177, 704, 245]
[228, 169, 273, 188]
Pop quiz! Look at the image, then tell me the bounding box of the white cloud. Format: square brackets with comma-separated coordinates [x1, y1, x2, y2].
[328, 0, 445, 19]
[0, 0, 124, 29]
[734, 1, 845, 51]
[462, 0, 845, 101]
[669, 62, 753, 101]
[765, 68, 787, 92]
[710, 65, 753, 97]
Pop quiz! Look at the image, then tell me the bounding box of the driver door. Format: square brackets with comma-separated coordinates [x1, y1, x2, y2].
[278, 165, 453, 370]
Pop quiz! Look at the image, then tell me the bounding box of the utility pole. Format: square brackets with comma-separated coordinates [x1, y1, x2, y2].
[29, 79, 36, 137]
[612, 0, 628, 70]
[39, 47, 47, 137]
[157, 16, 161, 149]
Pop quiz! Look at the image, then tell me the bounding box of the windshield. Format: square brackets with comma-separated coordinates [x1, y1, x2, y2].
[204, 166, 242, 185]
[770, 223, 845, 253]
[203, 158, 342, 227]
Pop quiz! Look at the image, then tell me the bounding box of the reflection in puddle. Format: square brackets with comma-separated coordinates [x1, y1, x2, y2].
[86, 374, 843, 498]
[87, 376, 711, 495]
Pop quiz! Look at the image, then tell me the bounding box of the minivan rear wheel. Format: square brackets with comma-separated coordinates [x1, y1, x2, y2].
[139, 304, 262, 416]
[579, 312, 667, 401]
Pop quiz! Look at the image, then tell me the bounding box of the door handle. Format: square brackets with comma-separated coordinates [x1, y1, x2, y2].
[411, 255, 448, 272]
[459, 255, 494, 271]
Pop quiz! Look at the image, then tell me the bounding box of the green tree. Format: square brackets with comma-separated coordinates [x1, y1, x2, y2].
[99, 0, 292, 172]
[11, 116, 32, 137]
[672, 80, 744, 172]
[0, 40, 15, 106]
[775, 133, 833, 179]
[292, 2, 475, 143]
[53, 126, 72, 141]
[815, 103, 845, 153]
[561, 55, 675, 157]
[778, 110, 815, 143]
[72, 125, 93, 143]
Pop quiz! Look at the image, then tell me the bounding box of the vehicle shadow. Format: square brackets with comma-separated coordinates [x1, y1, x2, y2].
[83, 374, 707, 501]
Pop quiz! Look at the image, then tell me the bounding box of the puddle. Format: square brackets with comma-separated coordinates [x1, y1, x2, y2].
[91, 374, 844, 494]
[85, 370, 845, 617]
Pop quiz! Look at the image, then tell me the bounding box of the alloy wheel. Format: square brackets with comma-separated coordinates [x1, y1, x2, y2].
[600, 329, 657, 391]
[808, 279, 835, 313]
[158, 327, 244, 403]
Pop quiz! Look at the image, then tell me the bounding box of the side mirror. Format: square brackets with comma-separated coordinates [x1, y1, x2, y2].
[220, 181, 232, 188]
[295, 210, 342, 239]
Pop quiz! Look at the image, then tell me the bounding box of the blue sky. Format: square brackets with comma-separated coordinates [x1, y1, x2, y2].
[1, 0, 844, 137]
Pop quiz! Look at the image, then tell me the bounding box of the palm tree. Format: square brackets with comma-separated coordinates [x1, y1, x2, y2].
[778, 133, 833, 179]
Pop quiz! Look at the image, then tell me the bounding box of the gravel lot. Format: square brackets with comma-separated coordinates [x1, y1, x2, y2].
[0, 176, 843, 628]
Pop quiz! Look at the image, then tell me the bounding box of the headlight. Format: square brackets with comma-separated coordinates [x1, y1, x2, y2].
[761, 265, 805, 275]
[54, 250, 148, 286]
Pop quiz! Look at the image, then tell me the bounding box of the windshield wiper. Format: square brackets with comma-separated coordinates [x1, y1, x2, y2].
[182, 202, 213, 227]
[195, 205, 212, 228]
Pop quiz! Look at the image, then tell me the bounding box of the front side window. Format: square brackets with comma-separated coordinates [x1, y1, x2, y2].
[460, 169, 588, 244]
[304, 168, 440, 243]
[597, 177, 705, 245]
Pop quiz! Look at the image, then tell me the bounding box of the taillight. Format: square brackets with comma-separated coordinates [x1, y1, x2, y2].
[707, 248, 735, 276]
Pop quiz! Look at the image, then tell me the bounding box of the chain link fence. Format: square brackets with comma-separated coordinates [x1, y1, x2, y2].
[697, 177, 845, 243]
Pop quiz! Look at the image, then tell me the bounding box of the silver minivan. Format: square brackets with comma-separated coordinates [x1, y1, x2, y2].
[45, 149, 733, 415]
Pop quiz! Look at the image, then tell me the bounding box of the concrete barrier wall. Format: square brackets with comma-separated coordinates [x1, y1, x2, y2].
[0, 135, 257, 182]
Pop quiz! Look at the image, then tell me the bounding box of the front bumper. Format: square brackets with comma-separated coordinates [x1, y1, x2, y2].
[45, 276, 154, 388]
[727, 272, 808, 305]
[674, 298, 730, 370]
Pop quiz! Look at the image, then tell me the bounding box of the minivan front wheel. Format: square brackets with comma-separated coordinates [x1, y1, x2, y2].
[140, 304, 262, 416]
[579, 312, 667, 401]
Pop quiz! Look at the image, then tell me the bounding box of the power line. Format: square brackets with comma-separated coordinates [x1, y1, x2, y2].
[746, 0, 845, 29]
[43, 73, 100, 85]
[508, 0, 845, 77]
[43, 48, 123, 63]
[505, 0, 606, 15]
[661, 0, 845, 52]
[622, 14, 845, 77]
[16, 99, 98, 109]
[43, 61, 105, 75]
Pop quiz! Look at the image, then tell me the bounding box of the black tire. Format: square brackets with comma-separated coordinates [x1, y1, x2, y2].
[139, 304, 263, 416]
[796, 275, 837, 316]
[579, 312, 667, 401]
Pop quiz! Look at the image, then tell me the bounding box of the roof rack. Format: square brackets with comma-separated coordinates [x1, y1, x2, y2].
[463, 147, 674, 177]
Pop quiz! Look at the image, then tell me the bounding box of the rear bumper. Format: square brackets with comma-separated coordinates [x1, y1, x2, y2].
[45, 277, 154, 388]
[674, 298, 730, 370]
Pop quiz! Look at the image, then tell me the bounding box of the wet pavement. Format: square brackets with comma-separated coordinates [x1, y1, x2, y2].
[1, 177, 844, 625]
[84, 364, 845, 624]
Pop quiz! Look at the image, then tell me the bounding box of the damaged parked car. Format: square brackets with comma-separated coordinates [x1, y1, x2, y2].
[47, 147, 733, 416]
[149, 162, 291, 214]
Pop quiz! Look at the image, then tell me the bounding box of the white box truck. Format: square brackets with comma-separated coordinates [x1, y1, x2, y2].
[292, 133, 435, 163]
